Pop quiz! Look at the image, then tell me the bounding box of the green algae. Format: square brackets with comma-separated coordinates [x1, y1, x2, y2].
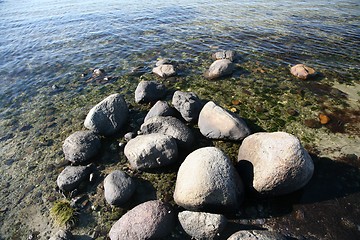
[50, 200, 77, 227]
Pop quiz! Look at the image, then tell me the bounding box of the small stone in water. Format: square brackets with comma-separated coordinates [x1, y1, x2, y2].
[93, 68, 105, 76]
[230, 107, 237, 113]
[319, 113, 330, 124]
[231, 99, 240, 105]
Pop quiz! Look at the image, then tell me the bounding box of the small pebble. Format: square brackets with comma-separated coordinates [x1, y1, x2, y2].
[319, 113, 330, 124]
[231, 99, 240, 105]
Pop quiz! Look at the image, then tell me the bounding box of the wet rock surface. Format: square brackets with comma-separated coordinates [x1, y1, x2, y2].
[84, 93, 128, 136]
[109, 200, 175, 240]
[178, 211, 227, 240]
[290, 64, 316, 80]
[198, 101, 251, 141]
[152, 64, 176, 78]
[174, 147, 244, 211]
[104, 170, 136, 206]
[238, 132, 314, 195]
[62, 130, 101, 164]
[212, 50, 237, 62]
[134, 80, 167, 103]
[204, 59, 234, 79]
[56, 164, 93, 192]
[124, 133, 178, 170]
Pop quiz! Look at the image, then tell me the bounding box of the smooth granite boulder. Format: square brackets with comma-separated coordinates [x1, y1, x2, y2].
[172, 91, 203, 122]
[144, 100, 176, 122]
[124, 133, 178, 170]
[57, 164, 93, 192]
[227, 230, 287, 240]
[84, 93, 128, 136]
[290, 64, 316, 80]
[198, 101, 250, 141]
[134, 80, 167, 103]
[178, 211, 227, 240]
[104, 170, 136, 206]
[204, 59, 234, 80]
[62, 130, 101, 164]
[109, 200, 175, 240]
[140, 116, 194, 149]
[152, 64, 176, 78]
[174, 147, 244, 212]
[237, 132, 314, 195]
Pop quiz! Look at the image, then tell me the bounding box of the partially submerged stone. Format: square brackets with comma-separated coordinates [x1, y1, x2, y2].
[238, 132, 314, 195]
[140, 116, 194, 149]
[84, 93, 128, 136]
[104, 170, 136, 206]
[134, 80, 167, 103]
[204, 59, 234, 80]
[198, 101, 250, 141]
[172, 91, 203, 122]
[212, 50, 237, 62]
[57, 164, 93, 192]
[178, 211, 227, 240]
[62, 130, 101, 164]
[174, 147, 244, 212]
[124, 133, 178, 170]
[109, 200, 175, 240]
[227, 230, 287, 240]
[290, 64, 316, 80]
[152, 64, 176, 78]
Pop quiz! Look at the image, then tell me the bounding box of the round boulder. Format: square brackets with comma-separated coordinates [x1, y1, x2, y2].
[178, 211, 227, 240]
[109, 200, 175, 240]
[227, 230, 287, 240]
[124, 133, 178, 171]
[198, 101, 250, 141]
[204, 59, 234, 80]
[290, 64, 316, 80]
[174, 147, 244, 212]
[172, 91, 203, 122]
[84, 93, 128, 136]
[144, 100, 176, 122]
[104, 170, 136, 206]
[134, 80, 167, 103]
[62, 130, 101, 164]
[237, 132, 314, 195]
[140, 116, 194, 149]
[57, 164, 93, 192]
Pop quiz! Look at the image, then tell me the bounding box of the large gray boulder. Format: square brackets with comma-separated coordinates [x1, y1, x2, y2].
[140, 116, 194, 149]
[227, 230, 287, 240]
[174, 147, 244, 212]
[237, 132, 314, 195]
[109, 200, 175, 240]
[57, 164, 92, 192]
[124, 133, 178, 170]
[144, 100, 176, 122]
[172, 91, 203, 122]
[134, 80, 167, 103]
[204, 59, 234, 80]
[152, 64, 176, 78]
[62, 130, 101, 164]
[104, 170, 136, 206]
[178, 211, 227, 240]
[198, 101, 250, 141]
[84, 93, 128, 136]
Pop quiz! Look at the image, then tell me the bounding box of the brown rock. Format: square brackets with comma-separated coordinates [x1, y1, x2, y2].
[290, 64, 316, 80]
[319, 113, 330, 124]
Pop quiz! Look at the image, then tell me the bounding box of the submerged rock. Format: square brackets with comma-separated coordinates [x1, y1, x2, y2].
[174, 147, 244, 212]
[134, 80, 167, 103]
[62, 130, 101, 164]
[84, 93, 128, 136]
[109, 200, 175, 240]
[212, 50, 237, 62]
[140, 116, 194, 149]
[198, 101, 250, 141]
[144, 100, 176, 122]
[237, 132, 314, 195]
[124, 133, 178, 170]
[104, 170, 136, 206]
[290, 64, 316, 80]
[57, 164, 93, 192]
[227, 230, 287, 240]
[93, 68, 105, 77]
[172, 91, 203, 122]
[204, 59, 234, 80]
[178, 211, 227, 240]
[152, 64, 176, 78]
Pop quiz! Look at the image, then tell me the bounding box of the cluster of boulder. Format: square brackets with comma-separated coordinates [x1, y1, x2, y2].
[54, 54, 316, 239]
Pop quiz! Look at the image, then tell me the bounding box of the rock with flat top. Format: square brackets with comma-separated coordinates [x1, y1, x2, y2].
[152, 64, 176, 78]
[290, 64, 316, 80]
[237, 132, 314, 195]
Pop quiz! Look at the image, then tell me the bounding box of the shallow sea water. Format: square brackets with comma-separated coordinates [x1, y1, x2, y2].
[0, 0, 359, 239]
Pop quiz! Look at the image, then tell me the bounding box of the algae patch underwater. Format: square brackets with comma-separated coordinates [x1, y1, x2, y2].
[50, 199, 78, 227]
